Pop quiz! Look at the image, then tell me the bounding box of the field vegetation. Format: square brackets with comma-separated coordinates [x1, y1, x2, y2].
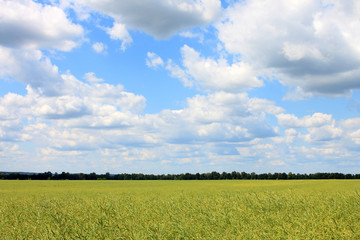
[0, 180, 359, 239]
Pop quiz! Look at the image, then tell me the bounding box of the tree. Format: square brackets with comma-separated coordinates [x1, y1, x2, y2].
[88, 172, 97, 180]
[250, 172, 256, 180]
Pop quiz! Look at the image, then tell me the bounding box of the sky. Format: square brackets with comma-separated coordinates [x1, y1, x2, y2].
[0, 0, 360, 174]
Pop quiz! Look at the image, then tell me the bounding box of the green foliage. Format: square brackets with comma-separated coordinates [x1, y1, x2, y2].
[0, 180, 359, 239]
[2, 171, 360, 180]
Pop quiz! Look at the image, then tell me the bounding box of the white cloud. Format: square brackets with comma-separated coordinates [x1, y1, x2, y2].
[5, 89, 279, 157]
[0, 119, 30, 142]
[179, 31, 204, 42]
[0, 0, 83, 51]
[59, 0, 91, 20]
[1, 69, 359, 172]
[59, 73, 146, 114]
[106, 22, 133, 51]
[152, 92, 279, 144]
[276, 112, 343, 143]
[84, 72, 104, 83]
[33, 95, 90, 120]
[146, 52, 164, 69]
[248, 98, 284, 115]
[0, 70, 147, 151]
[349, 130, 360, 145]
[284, 128, 297, 144]
[341, 118, 360, 130]
[292, 145, 347, 161]
[0, 143, 27, 170]
[282, 42, 326, 62]
[181, 45, 263, 92]
[166, 59, 193, 87]
[0, 46, 64, 96]
[340, 118, 360, 146]
[216, 0, 360, 96]
[269, 160, 286, 166]
[92, 42, 107, 54]
[303, 124, 343, 142]
[283, 86, 315, 101]
[277, 113, 332, 128]
[165, 45, 262, 92]
[74, 0, 221, 39]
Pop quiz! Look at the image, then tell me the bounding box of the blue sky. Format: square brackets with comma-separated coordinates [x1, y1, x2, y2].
[0, 0, 360, 174]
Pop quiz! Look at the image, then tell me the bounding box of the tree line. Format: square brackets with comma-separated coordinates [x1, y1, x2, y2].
[1, 171, 359, 180]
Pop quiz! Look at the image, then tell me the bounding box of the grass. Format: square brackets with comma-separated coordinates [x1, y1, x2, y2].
[0, 180, 359, 239]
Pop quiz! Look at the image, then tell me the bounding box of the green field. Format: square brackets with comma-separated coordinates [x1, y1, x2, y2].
[0, 180, 359, 239]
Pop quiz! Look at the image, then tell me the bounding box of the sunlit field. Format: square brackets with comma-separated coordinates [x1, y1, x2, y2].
[0, 180, 359, 239]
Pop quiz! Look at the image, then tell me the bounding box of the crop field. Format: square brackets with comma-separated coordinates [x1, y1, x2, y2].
[0, 180, 359, 239]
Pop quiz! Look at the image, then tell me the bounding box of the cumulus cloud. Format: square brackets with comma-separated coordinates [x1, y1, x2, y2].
[179, 31, 204, 42]
[0, 143, 27, 171]
[0, 46, 64, 96]
[275, 111, 345, 145]
[33, 95, 90, 120]
[0, 70, 147, 148]
[269, 160, 286, 166]
[277, 113, 333, 128]
[151, 92, 280, 144]
[0, 119, 30, 142]
[106, 22, 133, 50]
[1, 67, 359, 172]
[0, 0, 83, 51]
[216, 0, 360, 96]
[165, 45, 262, 92]
[302, 124, 343, 142]
[340, 118, 360, 147]
[146, 52, 164, 69]
[349, 130, 360, 145]
[180, 45, 263, 92]
[74, 0, 222, 38]
[0, 75, 284, 169]
[277, 112, 344, 142]
[84, 72, 104, 83]
[58, 0, 91, 20]
[92, 42, 107, 54]
[282, 87, 315, 101]
[341, 118, 360, 130]
[292, 145, 347, 161]
[166, 59, 193, 87]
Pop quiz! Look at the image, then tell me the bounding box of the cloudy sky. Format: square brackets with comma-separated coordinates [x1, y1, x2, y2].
[1, 0, 360, 174]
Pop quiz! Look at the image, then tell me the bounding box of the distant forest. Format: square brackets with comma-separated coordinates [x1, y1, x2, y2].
[1, 171, 359, 180]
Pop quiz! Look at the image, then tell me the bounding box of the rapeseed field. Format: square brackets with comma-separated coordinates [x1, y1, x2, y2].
[0, 180, 359, 239]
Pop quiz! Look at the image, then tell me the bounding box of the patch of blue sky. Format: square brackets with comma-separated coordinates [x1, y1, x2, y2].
[280, 96, 359, 120]
[0, 78, 27, 97]
[249, 77, 360, 121]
